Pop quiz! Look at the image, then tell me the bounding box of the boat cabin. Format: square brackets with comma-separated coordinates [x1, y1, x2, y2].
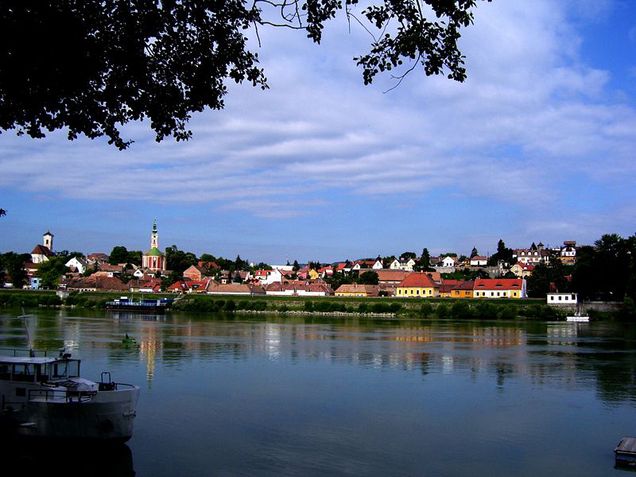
[0, 356, 80, 384]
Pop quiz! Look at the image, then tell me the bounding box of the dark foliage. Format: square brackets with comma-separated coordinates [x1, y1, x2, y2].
[0, 0, 486, 148]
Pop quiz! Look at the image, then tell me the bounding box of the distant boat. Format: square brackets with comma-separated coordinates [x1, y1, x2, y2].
[566, 315, 589, 322]
[106, 296, 173, 313]
[566, 305, 589, 322]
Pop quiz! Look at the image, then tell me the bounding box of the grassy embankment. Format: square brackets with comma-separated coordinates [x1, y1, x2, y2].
[0, 289, 572, 320]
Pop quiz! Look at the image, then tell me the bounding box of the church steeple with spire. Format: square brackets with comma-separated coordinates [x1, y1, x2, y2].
[150, 219, 159, 249]
[142, 219, 166, 273]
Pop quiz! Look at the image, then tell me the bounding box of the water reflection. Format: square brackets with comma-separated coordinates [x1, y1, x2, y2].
[2, 312, 636, 403]
[3, 312, 636, 476]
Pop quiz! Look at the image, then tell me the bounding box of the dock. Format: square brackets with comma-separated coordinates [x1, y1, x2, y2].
[615, 437, 636, 466]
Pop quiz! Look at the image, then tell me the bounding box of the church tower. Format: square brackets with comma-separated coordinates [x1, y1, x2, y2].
[150, 220, 159, 249]
[43, 231, 54, 251]
[142, 220, 166, 273]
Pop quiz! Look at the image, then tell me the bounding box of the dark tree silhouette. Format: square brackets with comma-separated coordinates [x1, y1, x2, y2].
[0, 0, 487, 148]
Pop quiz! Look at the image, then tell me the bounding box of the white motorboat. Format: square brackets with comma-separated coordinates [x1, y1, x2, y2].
[0, 348, 139, 442]
[566, 312, 590, 322]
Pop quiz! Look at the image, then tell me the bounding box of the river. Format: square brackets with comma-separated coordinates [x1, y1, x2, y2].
[2, 310, 636, 476]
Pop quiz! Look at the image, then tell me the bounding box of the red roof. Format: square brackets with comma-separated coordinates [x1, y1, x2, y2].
[398, 272, 438, 288]
[31, 244, 53, 256]
[474, 278, 523, 289]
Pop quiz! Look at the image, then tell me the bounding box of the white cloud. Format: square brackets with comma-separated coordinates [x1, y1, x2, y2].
[1, 0, 635, 238]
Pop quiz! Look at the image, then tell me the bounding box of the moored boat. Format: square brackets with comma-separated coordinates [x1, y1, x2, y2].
[106, 296, 173, 313]
[0, 348, 139, 442]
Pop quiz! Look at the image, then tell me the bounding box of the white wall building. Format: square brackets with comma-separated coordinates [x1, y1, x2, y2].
[547, 292, 578, 305]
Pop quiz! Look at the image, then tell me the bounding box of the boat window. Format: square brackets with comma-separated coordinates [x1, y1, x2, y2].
[51, 360, 79, 378]
[13, 364, 35, 382]
[0, 364, 10, 380]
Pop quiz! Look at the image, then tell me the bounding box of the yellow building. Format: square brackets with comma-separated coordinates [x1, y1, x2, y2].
[396, 272, 439, 298]
[473, 278, 526, 299]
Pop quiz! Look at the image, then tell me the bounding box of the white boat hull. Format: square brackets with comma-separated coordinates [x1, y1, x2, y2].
[1, 382, 139, 442]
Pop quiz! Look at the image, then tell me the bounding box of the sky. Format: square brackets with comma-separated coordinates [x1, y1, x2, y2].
[1, 0, 636, 264]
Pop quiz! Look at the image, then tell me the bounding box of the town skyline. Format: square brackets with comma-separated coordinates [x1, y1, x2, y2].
[8, 223, 585, 266]
[2, 1, 636, 263]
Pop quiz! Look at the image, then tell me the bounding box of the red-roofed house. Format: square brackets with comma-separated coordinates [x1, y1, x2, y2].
[396, 272, 439, 298]
[510, 262, 535, 278]
[206, 282, 265, 296]
[183, 265, 204, 281]
[265, 281, 334, 296]
[473, 278, 526, 299]
[335, 284, 379, 297]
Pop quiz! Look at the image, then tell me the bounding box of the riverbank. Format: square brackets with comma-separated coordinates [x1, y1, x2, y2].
[0, 289, 581, 320]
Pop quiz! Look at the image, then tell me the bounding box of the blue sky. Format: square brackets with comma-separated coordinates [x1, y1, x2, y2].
[1, 0, 636, 263]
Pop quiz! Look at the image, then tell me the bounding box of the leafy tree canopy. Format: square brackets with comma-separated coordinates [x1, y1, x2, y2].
[357, 270, 379, 285]
[0, 0, 486, 148]
[0, 252, 30, 287]
[37, 256, 68, 289]
[165, 245, 197, 274]
[108, 245, 130, 265]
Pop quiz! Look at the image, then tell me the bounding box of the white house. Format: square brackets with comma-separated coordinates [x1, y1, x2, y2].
[65, 257, 88, 274]
[560, 241, 577, 264]
[470, 256, 488, 267]
[253, 268, 283, 285]
[547, 292, 578, 306]
[442, 256, 456, 267]
[390, 258, 416, 271]
[514, 242, 550, 265]
[401, 258, 416, 271]
[372, 259, 383, 270]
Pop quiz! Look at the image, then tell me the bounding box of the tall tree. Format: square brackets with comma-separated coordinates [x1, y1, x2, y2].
[108, 245, 129, 265]
[166, 245, 197, 274]
[37, 256, 68, 289]
[0, 252, 29, 287]
[0, 1, 486, 148]
[488, 239, 513, 266]
[417, 248, 431, 271]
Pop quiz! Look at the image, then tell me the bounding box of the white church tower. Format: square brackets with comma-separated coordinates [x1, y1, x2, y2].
[43, 231, 54, 251]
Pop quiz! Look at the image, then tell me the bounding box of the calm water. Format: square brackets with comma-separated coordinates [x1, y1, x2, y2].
[2, 310, 636, 476]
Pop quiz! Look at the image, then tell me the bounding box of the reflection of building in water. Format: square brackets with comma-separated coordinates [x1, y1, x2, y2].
[62, 319, 82, 351]
[264, 323, 281, 360]
[139, 325, 159, 383]
[547, 323, 583, 345]
[471, 327, 526, 347]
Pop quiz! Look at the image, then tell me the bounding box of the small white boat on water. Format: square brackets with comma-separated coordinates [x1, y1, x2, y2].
[0, 348, 139, 442]
[566, 308, 590, 323]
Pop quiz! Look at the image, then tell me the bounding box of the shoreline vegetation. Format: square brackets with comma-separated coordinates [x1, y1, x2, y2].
[0, 289, 628, 321]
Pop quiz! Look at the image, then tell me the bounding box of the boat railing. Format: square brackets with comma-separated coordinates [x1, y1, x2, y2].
[28, 388, 97, 403]
[0, 347, 52, 358]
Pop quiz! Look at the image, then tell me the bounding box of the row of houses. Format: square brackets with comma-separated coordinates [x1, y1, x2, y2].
[335, 275, 526, 299]
[61, 269, 526, 300]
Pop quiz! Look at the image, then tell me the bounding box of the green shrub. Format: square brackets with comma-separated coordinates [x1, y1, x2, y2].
[451, 301, 471, 320]
[436, 304, 449, 319]
[420, 302, 433, 317]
